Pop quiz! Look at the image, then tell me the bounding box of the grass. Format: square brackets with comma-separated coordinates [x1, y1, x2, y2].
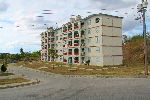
[14, 61, 150, 77]
[0, 73, 14, 76]
[0, 78, 29, 85]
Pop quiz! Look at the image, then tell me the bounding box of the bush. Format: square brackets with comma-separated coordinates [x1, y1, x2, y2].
[1, 64, 7, 72]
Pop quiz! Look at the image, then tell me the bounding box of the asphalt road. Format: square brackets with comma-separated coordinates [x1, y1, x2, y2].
[0, 66, 150, 100]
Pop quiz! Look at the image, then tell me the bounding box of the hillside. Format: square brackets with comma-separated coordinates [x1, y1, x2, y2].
[123, 35, 150, 65]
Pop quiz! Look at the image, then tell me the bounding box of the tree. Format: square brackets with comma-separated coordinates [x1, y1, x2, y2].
[48, 49, 59, 61]
[31, 51, 41, 61]
[20, 48, 24, 54]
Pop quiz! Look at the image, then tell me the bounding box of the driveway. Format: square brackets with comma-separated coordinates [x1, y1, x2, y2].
[0, 66, 150, 100]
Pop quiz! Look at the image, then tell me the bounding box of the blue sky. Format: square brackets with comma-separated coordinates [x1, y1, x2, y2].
[0, 0, 150, 54]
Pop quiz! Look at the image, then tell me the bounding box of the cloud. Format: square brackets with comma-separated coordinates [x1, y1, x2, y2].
[0, 1, 9, 12]
[0, 0, 150, 54]
[88, 0, 136, 10]
[14, 15, 54, 31]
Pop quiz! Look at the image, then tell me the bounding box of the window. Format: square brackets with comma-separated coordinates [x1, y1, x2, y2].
[88, 57, 91, 60]
[95, 18, 100, 23]
[95, 36, 99, 43]
[55, 44, 58, 47]
[88, 38, 91, 43]
[87, 20, 91, 25]
[95, 28, 99, 33]
[88, 29, 91, 34]
[96, 57, 100, 62]
[56, 36, 58, 41]
[88, 48, 91, 52]
[96, 47, 100, 52]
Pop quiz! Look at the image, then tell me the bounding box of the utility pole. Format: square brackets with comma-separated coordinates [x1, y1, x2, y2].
[137, 0, 148, 75]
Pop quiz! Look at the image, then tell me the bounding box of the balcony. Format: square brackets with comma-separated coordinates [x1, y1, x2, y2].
[68, 24, 72, 31]
[74, 60, 79, 63]
[68, 33, 72, 39]
[63, 37, 67, 40]
[51, 40, 54, 43]
[74, 52, 79, 55]
[68, 52, 72, 55]
[74, 25, 79, 29]
[63, 52, 67, 55]
[74, 57, 79, 63]
[81, 43, 85, 47]
[63, 59, 67, 62]
[81, 35, 85, 39]
[74, 48, 79, 55]
[63, 26, 67, 32]
[68, 44, 72, 47]
[51, 34, 55, 37]
[74, 43, 79, 46]
[74, 22, 79, 29]
[81, 22, 84, 28]
[81, 52, 85, 56]
[74, 34, 79, 38]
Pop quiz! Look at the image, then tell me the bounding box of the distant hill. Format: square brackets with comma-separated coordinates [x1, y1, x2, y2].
[123, 35, 150, 65]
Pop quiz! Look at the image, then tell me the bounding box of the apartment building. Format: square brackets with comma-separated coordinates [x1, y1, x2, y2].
[41, 13, 123, 66]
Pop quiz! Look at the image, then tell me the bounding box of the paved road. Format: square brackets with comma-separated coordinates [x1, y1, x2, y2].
[0, 66, 150, 100]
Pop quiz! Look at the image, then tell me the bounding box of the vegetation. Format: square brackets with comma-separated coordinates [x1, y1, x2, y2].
[16, 61, 149, 76]
[0, 78, 29, 85]
[0, 73, 14, 76]
[1, 64, 7, 72]
[123, 34, 150, 66]
[48, 48, 59, 61]
[0, 48, 41, 64]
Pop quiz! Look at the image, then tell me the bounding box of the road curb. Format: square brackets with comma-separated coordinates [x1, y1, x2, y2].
[63, 75, 150, 78]
[17, 66, 150, 79]
[0, 79, 40, 89]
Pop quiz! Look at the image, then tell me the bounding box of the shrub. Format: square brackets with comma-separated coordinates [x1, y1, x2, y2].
[1, 64, 7, 72]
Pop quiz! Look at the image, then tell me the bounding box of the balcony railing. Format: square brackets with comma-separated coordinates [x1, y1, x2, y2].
[81, 43, 85, 47]
[68, 44, 72, 47]
[74, 43, 79, 46]
[74, 35, 79, 38]
[51, 40, 54, 43]
[68, 27, 72, 31]
[63, 59, 67, 62]
[68, 36, 72, 39]
[50, 34, 55, 37]
[63, 37, 67, 40]
[63, 29, 67, 32]
[68, 52, 72, 55]
[74, 52, 79, 55]
[74, 60, 79, 63]
[63, 53, 67, 55]
[74, 26, 79, 29]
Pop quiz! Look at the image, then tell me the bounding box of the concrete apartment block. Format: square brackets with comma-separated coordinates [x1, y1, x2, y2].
[41, 13, 123, 66]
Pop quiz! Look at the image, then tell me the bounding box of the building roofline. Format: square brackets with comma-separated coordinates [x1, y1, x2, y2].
[84, 13, 123, 20]
[40, 13, 123, 34]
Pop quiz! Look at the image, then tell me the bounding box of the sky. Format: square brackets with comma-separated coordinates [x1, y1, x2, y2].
[0, 0, 150, 54]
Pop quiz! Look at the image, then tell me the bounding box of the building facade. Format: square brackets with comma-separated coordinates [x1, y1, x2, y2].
[41, 13, 123, 66]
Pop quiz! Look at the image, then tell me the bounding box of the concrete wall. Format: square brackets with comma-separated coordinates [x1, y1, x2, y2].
[55, 28, 63, 62]
[101, 16, 123, 66]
